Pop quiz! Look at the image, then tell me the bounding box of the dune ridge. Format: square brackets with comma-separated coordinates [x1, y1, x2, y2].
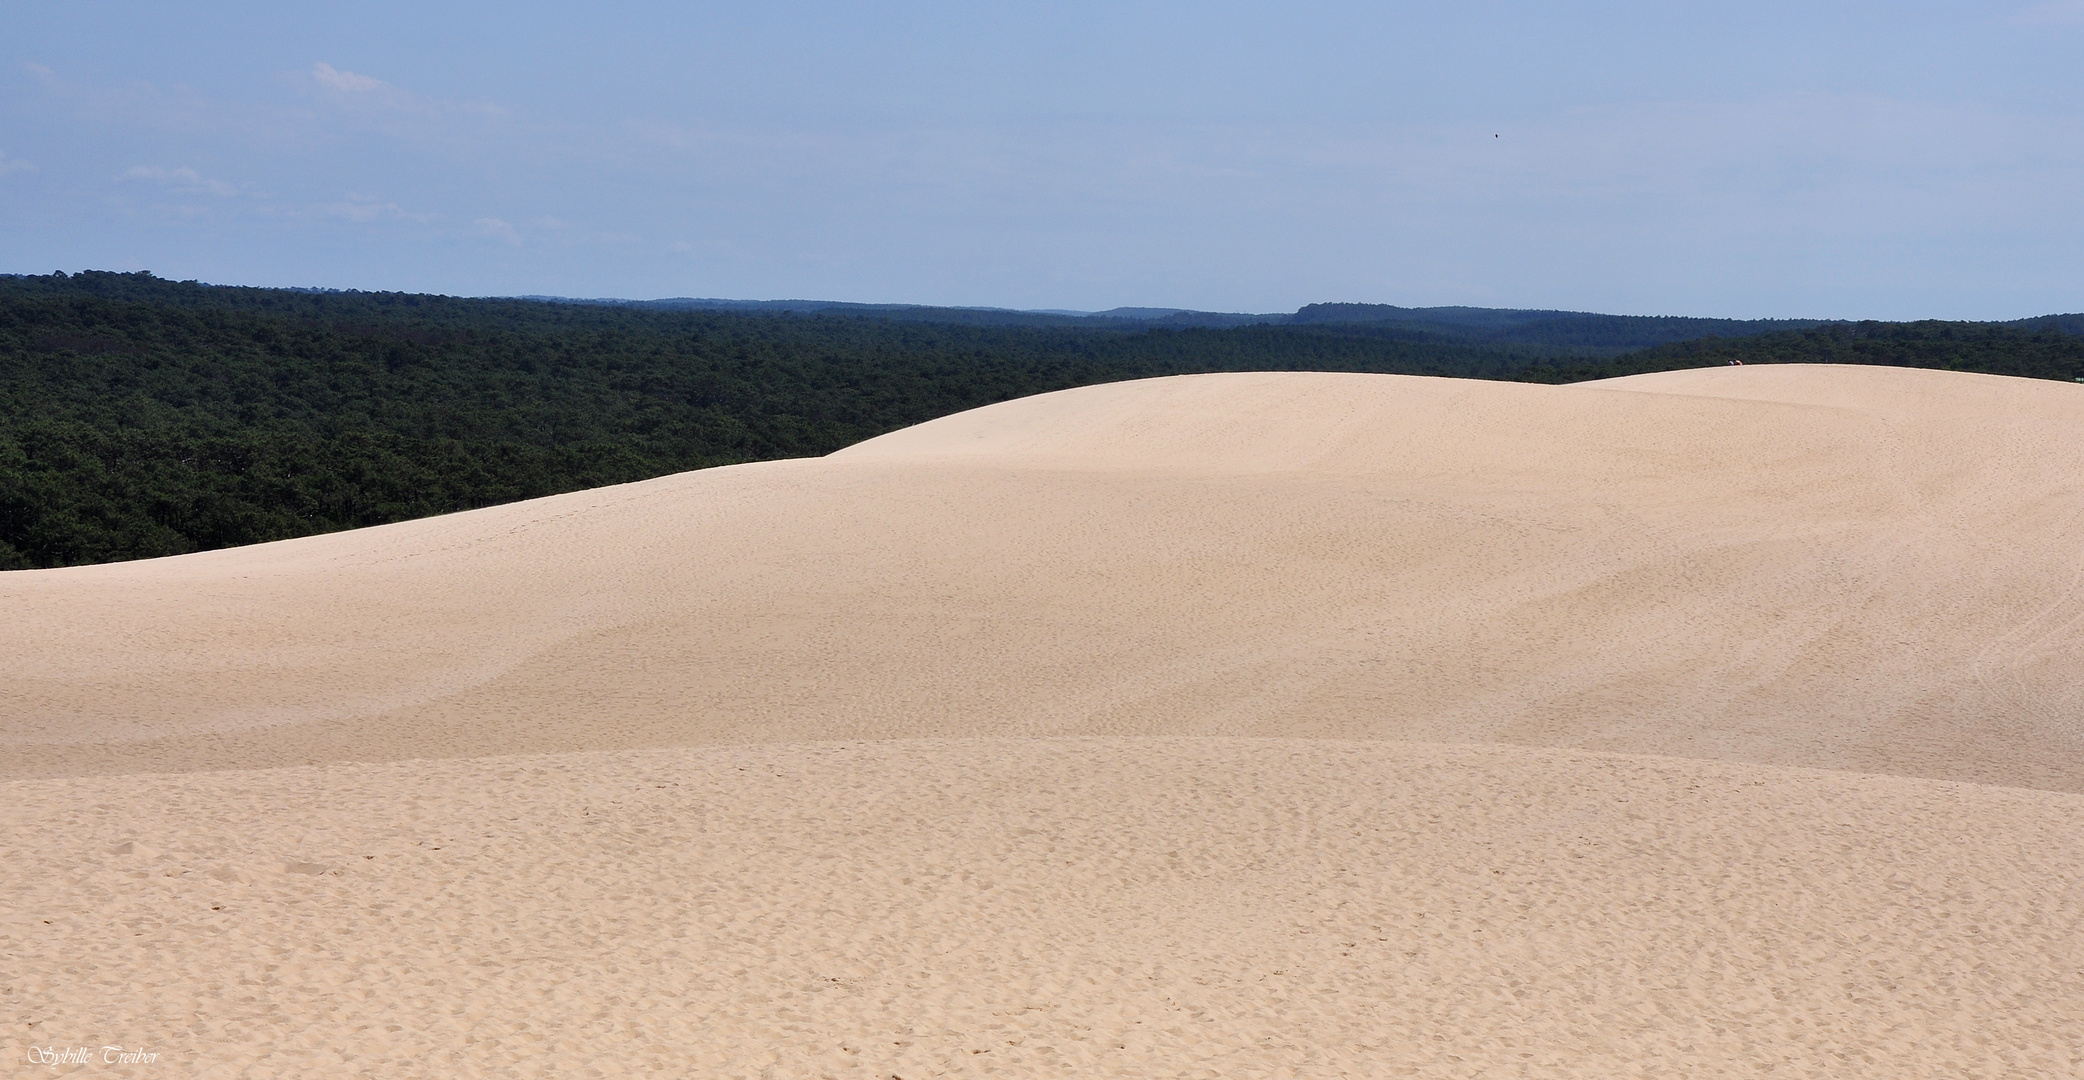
[8, 365, 2084, 1077]
[6, 365, 2081, 788]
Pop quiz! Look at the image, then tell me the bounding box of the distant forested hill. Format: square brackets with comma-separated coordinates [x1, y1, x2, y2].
[1285, 303, 1830, 353]
[4, 271, 2080, 569]
[538, 296, 1843, 353]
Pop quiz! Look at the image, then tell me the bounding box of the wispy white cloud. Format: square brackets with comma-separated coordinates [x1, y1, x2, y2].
[0, 150, 34, 177]
[122, 164, 236, 196]
[319, 195, 433, 223]
[307, 62, 505, 122]
[308, 62, 424, 117]
[474, 217, 522, 245]
[309, 62, 387, 94]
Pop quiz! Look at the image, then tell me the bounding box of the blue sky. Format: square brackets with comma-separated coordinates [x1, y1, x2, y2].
[4, 2, 2082, 318]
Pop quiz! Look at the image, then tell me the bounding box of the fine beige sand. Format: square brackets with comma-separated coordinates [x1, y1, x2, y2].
[7, 365, 2084, 1076]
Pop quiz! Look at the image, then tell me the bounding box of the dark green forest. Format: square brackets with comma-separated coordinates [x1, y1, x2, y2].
[1518, 321, 2084, 384]
[4, 271, 2080, 569]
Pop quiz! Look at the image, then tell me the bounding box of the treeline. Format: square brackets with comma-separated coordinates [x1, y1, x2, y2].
[1520, 321, 2084, 384]
[5, 271, 2081, 570]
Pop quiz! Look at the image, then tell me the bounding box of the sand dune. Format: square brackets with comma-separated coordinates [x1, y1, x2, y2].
[6, 365, 2081, 787]
[8, 365, 2084, 1076]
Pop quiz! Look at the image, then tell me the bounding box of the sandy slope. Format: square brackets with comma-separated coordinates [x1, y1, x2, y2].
[11, 740, 2082, 1078]
[7, 365, 2084, 1077]
[5, 365, 2081, 788]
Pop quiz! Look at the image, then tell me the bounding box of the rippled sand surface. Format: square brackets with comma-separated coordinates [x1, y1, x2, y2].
[7, 366, 2083, 1076]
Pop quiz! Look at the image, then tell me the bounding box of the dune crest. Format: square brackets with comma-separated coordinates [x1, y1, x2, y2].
[6, 365, 2080, 788]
